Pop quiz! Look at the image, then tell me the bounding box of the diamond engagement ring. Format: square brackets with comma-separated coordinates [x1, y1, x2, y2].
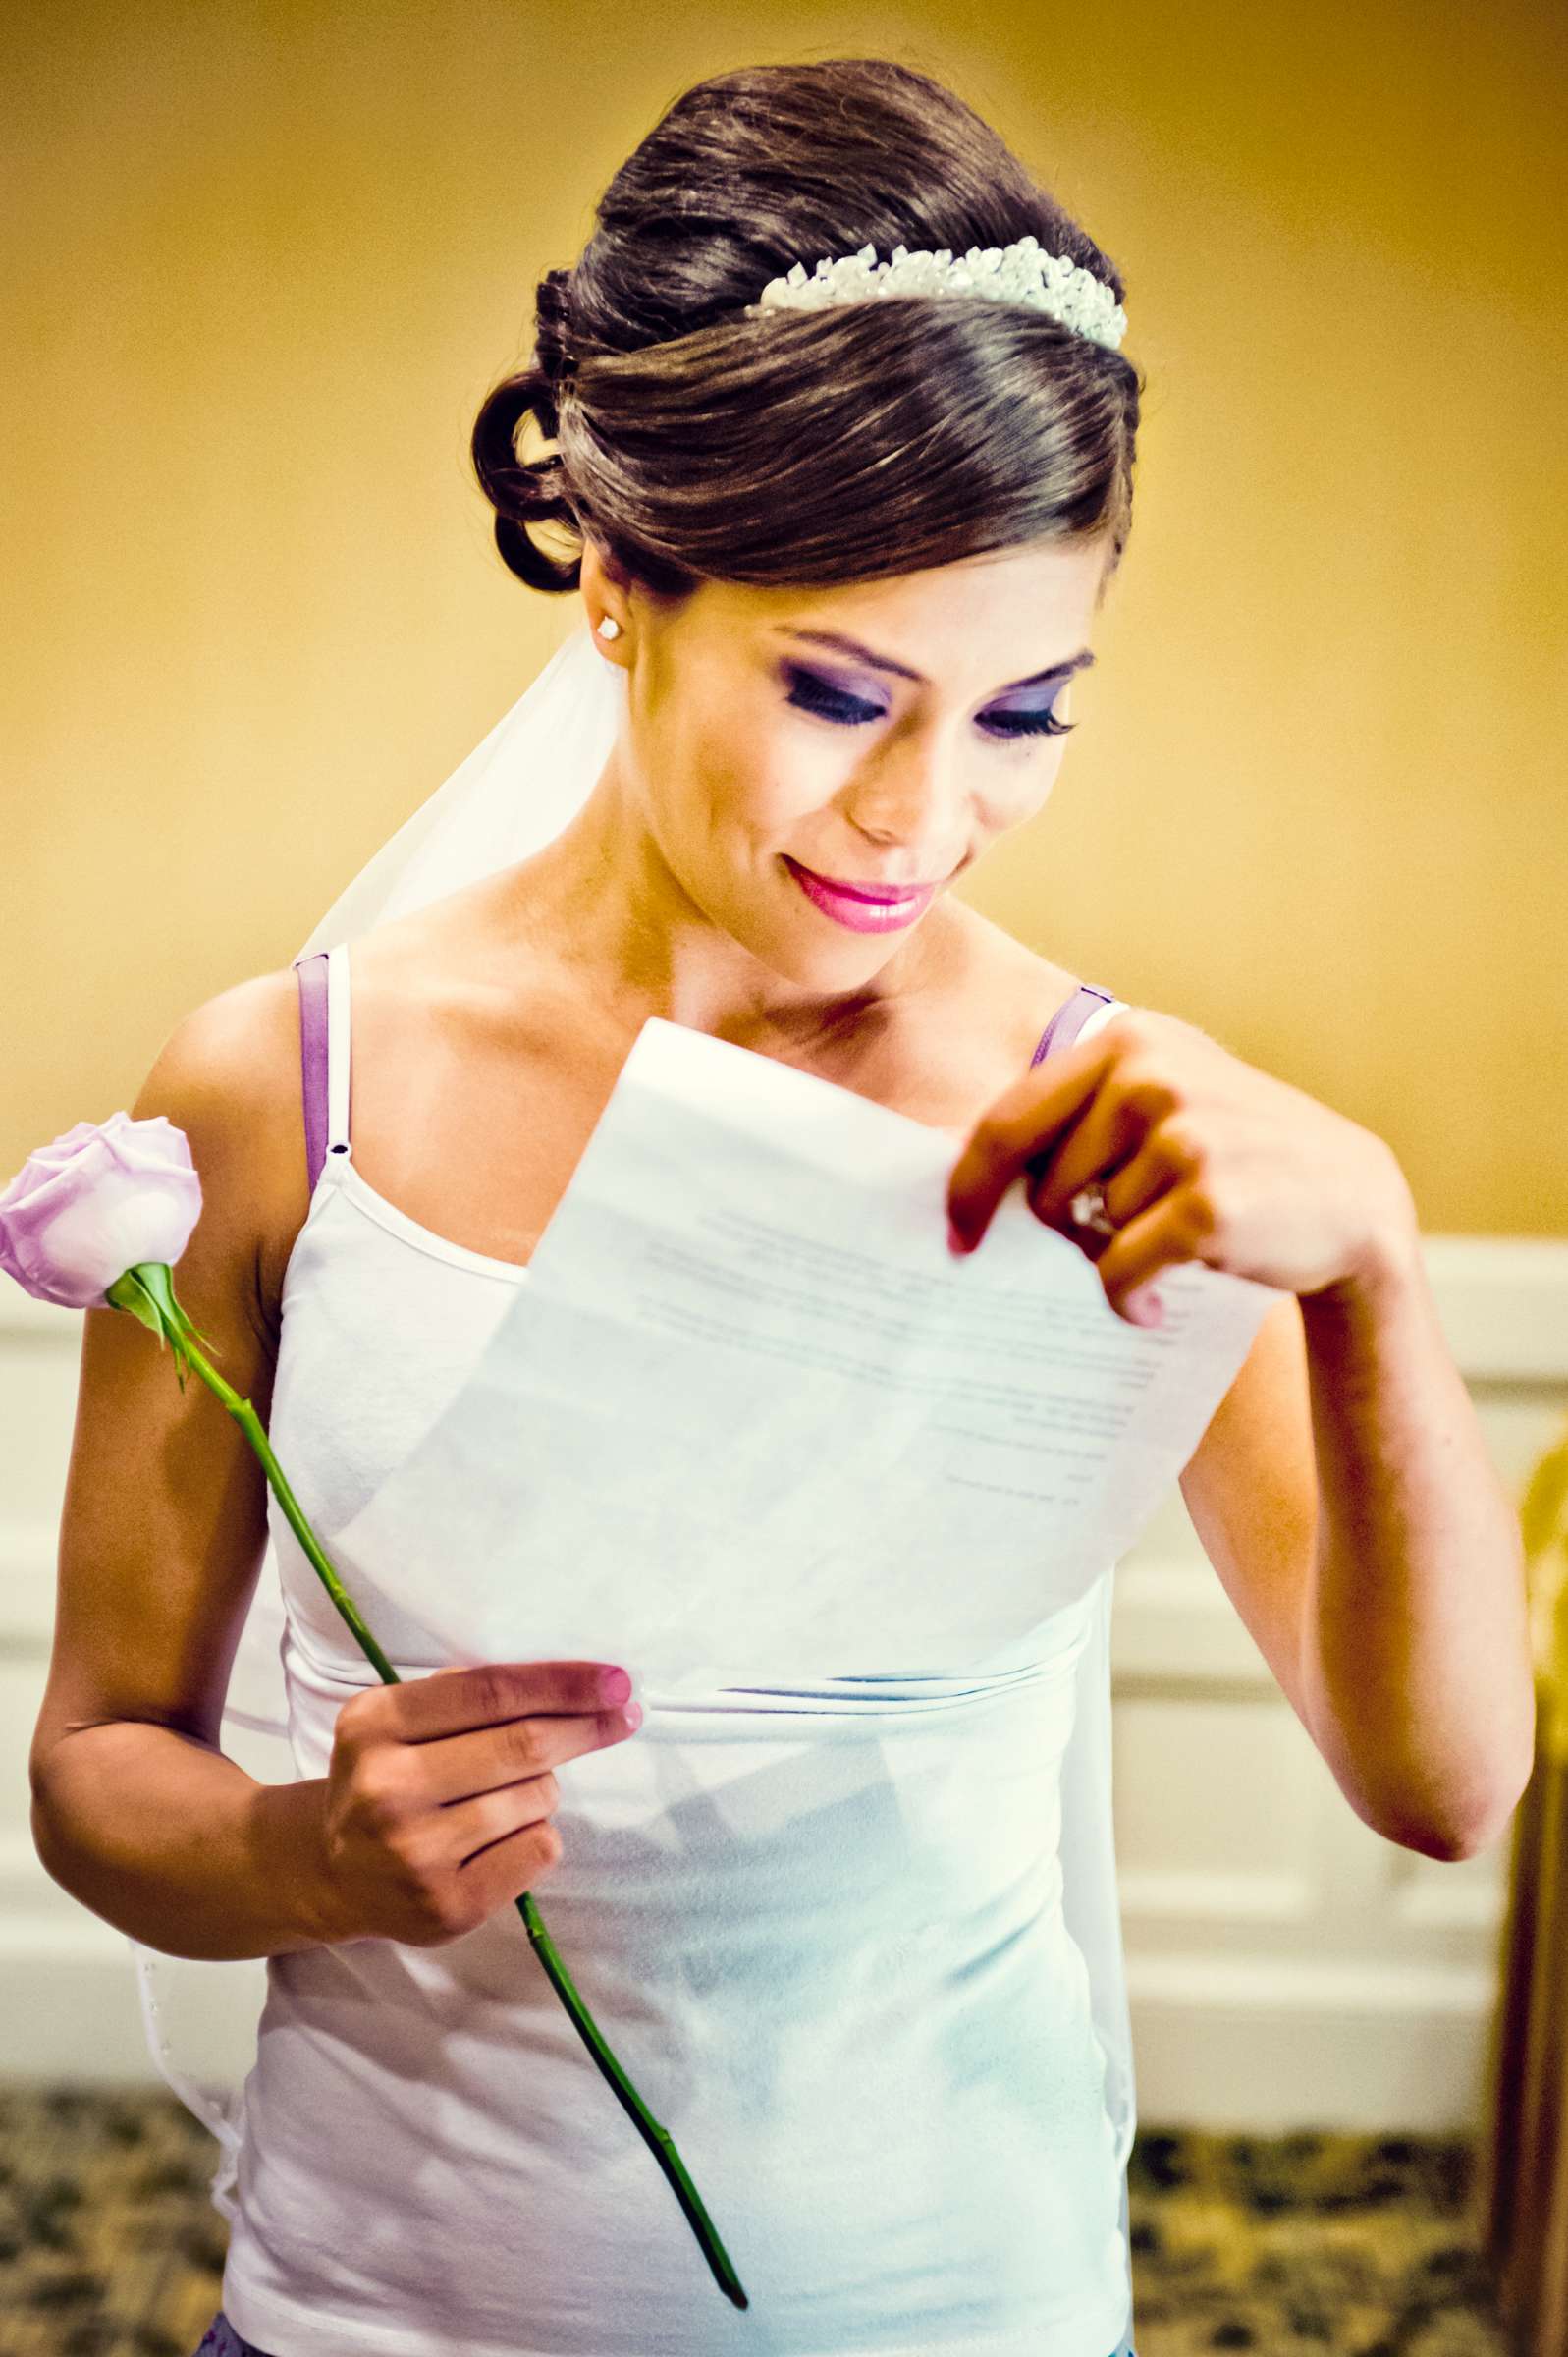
[1069, 1182, 1117, 1237]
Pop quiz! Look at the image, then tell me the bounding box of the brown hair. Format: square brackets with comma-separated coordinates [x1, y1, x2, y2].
[470, 57, 1144, 614]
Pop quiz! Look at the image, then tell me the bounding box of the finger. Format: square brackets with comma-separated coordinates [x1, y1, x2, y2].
[440, 1784, 562, 1875]
[1093, 1191, 1191, 1323]
[1038, 1148, 1179, 1284]
[419, 1705, 638, 1807]
[457, 1817, 564, 1918]
[1085, 1147, 1179, 1241]
[946, 1033, 1116, 1251]
[1023, 1094, 1145, 1233]
[390, 1662, 625, 1745]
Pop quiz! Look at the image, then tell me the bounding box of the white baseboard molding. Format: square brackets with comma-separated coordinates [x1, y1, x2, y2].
[1126, 1950, 1498, 2131]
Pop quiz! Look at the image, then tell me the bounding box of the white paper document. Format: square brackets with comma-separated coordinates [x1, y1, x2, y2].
[329, 1019, 1283, 1696]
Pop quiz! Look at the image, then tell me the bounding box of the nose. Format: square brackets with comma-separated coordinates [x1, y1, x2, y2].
[838, 729, 969, 868]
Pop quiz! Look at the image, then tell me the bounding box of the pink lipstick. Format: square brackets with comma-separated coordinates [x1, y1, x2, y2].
[784, 858, 938, 934]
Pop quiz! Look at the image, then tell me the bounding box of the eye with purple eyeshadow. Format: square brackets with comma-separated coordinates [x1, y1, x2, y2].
[781, 662, 1075, 740]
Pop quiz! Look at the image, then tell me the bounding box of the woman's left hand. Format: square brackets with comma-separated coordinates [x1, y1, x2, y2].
[945, 1007, 1420, 1326]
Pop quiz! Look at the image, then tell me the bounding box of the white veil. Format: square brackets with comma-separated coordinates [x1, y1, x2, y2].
[130, 616, 627, 2217]
[127, 612, 1135, 2346]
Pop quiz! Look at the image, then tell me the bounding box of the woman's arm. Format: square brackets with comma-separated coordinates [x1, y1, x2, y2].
[1180, 1211, 1534, 1863]
[1296, 1221, 1537, 1861]
[32, 1725, 343, 1960]
[951, 1003, 1537, 1864]
[28, 973, 348, 1959]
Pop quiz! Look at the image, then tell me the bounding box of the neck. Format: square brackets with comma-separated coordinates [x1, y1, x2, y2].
[493, 756, 954, 1052]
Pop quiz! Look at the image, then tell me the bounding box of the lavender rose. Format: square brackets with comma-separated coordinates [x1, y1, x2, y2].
[0, 1113, 202, 1310]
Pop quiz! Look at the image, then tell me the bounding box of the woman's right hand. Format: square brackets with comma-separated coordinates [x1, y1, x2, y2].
[317, 1661, 643, 1948]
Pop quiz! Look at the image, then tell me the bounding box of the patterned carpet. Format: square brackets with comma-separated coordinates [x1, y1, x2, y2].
[0, 2089, 1516, 2356]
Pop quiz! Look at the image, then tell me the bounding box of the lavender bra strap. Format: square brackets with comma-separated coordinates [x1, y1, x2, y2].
[1031, 982, 1118, 1069]
[293, 951, 331, 1196]
[292, 957, 1114, 1195]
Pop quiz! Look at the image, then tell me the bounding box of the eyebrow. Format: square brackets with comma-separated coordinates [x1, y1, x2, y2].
[773, 627, 1096, 693]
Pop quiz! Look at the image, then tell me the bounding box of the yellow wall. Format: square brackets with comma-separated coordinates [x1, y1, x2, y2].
[6, 2, 1564, 1232]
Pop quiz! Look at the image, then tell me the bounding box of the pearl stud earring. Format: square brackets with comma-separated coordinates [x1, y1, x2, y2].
[597, 616, 622, 641]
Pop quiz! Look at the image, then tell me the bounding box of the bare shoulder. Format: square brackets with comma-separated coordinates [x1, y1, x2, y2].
[131, 963, 312, 1341]
[334, 880, 564, 1039]
[139, 963, 302, 1099]
[943, 903, 1115, 1073]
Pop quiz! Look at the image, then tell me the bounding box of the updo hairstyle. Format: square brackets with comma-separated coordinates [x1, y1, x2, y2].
[469, 57, 1145, 615]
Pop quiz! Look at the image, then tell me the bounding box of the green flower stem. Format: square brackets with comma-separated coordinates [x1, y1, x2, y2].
[515, 1891, 748, 2308]
[107, 1263, 748, 2312]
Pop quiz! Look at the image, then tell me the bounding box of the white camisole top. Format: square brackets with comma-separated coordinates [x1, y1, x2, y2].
[211, 939, 1140, 2357]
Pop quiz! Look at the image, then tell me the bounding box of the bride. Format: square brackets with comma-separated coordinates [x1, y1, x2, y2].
[28, 48, 1529, 2357]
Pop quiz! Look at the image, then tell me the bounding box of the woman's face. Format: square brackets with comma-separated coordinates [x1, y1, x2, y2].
[578, 534, 1112, 999]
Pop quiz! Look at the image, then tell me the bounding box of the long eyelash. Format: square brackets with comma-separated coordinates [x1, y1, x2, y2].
[987, 707, 1075, 739]
[784, 665, 1074, 740]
